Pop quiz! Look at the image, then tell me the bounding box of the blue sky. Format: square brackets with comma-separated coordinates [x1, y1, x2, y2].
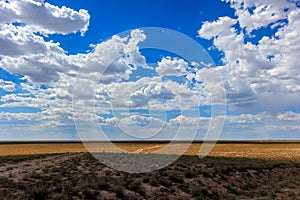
[45, 0, 232, 64]
[0, 0, 299, 141]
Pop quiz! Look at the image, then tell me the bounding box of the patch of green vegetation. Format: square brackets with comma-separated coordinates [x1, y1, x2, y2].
[113, 186, 124, 198]
[0, 176, 14, 187]
[225, 184, 241, 195]
[97, 181, 111, 191]
[29, 171, 41, 179]
[184, 168, 199, 178]
[143, 176, 150, 183]
[82, 189, 97, 200]
[32, 188, 49, 200]
[191, 185, 208, 197]
[168, 173, 184, 183]
[0, 153, 60, 165]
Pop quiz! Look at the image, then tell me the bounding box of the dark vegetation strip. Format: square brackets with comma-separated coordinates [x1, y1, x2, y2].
[0, 140, 300, 144]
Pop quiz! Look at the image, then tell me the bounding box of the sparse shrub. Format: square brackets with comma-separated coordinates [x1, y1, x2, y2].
[64, 183, 75, 199]
[191, 186, 208, 197]
[29, 171, 41, 179]
[221, 166, 234, 174]
[258, 188, 268, 197]
[104, 169, 113, 177]
[82, 189, 97, 200]
[149, 176, 159, 187]
[184, 168, 198, 178]
[225, 184, 241, 195]
[114, 186, 124, 198]
[200, 169, 211, 177]
[240, 180, 258, 190]
[32, 188, 49, 200]
[16, 182, 27, 190]
[126, 181, 141, 191]
[127, 181, 145, 196]
[53, 186, 62, 193]
[177, 163, 187, 169]
[97, 181, 111, 191]
[0, 176, 14, 187]
[168, 173, 183, 183]
[278, 174, 283, 181]
[211, 188, 220, 199]
[159, 170, 168, 177]
[178, 182, 190, 193]
[143, 176, 149, 183]
[158, 176, 172, 187]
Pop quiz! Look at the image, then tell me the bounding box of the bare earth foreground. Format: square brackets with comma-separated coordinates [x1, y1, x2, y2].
[0, 141, 299, 199]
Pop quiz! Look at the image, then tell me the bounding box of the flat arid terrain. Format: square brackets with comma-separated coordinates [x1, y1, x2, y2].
[0, 141, 299, 199]
[0, 141, 300, 161]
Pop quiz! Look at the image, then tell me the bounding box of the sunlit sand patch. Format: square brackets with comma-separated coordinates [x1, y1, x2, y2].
[132, 145, 164, 153]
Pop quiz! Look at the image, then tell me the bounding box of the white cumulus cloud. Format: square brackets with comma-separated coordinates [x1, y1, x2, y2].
[0, 0, 90, 35]
[198, 0, 300, 113]
[156, 56, 189, 76]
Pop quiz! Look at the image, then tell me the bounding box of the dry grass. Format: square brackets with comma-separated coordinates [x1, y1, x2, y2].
[0, 143, 87, 156]
[0, 142, 300, 161]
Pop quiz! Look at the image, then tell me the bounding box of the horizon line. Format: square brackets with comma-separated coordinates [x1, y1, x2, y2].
[0, 139, 300, 144]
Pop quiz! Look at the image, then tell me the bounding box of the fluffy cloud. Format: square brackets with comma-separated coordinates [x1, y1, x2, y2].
[198, 16, 236, 39]
[91, 75, 201, 114]
[224, 0, 296, 34]
[277, 111, 300, 121]
[170, 115, 204, 127]
[129, 82, 175, 107]
[0, 0, 90, 35]
[116, 115, 167, 138]
[1, 54, 77, 83]
[156, 56, 188, 76]
[198, 0, 300, 112]
[0, 24, 61, 57]
[0, 79, 16, 92]
[0, 0, 299, 140]
[0, 0, 89, 83]
[75, 29, 147, 84]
